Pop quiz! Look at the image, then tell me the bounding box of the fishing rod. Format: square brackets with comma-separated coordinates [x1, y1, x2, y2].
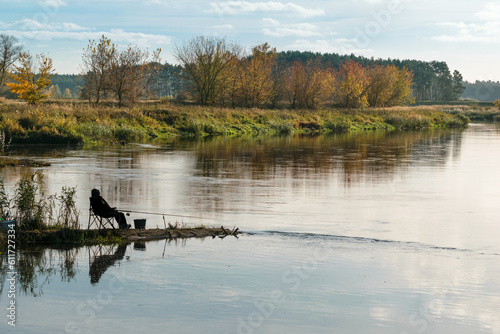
[118, 209, 214, 221]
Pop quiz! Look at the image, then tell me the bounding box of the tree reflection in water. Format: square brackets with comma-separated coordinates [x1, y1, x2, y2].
[0, 243, 129, 300]
[0, 246, 80, 298]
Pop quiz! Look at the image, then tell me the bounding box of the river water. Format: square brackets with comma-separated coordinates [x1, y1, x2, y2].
[1, 123, 500, 333]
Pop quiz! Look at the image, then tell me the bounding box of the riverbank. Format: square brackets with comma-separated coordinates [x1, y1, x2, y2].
[0, 226, 239, 250]
[0, 102, 470, 145]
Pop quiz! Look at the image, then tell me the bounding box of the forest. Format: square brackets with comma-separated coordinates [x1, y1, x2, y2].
[461, 81, 500, 102]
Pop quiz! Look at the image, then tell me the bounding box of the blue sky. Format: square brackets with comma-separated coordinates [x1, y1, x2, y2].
[0, 0, 499, 81]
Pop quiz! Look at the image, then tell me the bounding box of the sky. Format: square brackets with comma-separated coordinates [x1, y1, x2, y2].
[0, 0, 499, 81]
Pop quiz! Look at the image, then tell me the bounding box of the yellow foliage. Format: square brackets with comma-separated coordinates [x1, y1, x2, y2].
[5, 52, 55, 104]
[336, 60, 370, 108]
[494, 99, 500, 110]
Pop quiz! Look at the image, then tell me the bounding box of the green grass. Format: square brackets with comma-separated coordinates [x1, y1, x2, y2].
[0, 102, 471, 145]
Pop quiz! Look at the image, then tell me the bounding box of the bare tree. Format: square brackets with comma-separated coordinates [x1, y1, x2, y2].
[0, 34, 23, 90]
[174, 36, 242, 106]
[108, 45, 161, 106]
[80, 35, 115, 105]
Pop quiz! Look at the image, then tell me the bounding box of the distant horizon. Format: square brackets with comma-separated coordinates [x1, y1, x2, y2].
[2, 0, 499, 82]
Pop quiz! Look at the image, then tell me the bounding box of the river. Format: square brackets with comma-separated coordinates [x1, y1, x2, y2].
[1, 123, 500, 333]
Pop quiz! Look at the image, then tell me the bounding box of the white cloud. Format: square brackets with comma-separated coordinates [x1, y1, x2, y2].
[41, 0, 67, 7]
[434, 3, 500, 44]
[263, 22, 322, 37]
[10, 20, 90, 33]
[287, 38, 373, 55]
[63, 22, 89, 32]
[475, 2, 500, 21]
[209, 1, 325, 17]
[3, 28, 173, 47]
[211, 24, 234, 29]
[13, 18, 55, 31]
[262, 17, 280, 26]
[434, 21, 500, 43]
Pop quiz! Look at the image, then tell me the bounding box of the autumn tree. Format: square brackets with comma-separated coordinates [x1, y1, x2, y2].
[283, 60, 334, 109]
[6, 52, 55, 104]
[48, 84, 62, 99]
[80, 35, 115, 105]
[335, 60, 370, 108]
[63, 88, 73, 99]
[226, 55, 244, 108]
[237, 43, 277, 107]
[108, 45, 161, 106]
[268, 58, 289, 108]
[174, 36, 242, 106]
[367, 65, 414, 107]
[302, 61, 334, 109]
[0, 34, 23, 91]
[285, 61, 306, 108]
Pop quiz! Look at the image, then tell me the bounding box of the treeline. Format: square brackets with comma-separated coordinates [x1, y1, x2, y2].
[275, 51, 466, 102]
[48, 74, 80, 99]
[1, 33, 466, 106]
[173, 36, 415, 109]
[461, 81, 500, 102]
[34, 55, 467, 105]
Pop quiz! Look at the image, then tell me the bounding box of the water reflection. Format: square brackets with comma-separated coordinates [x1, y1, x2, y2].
[0, 239, 188, 299]
[0, 243, 129, 300]
[1, 126, 499, 333]
[0, 246, 79, 298]
[1, 234, 499, 334]
[3, 128, 464, 185]
[189, 130, 464, 183]
[89, 244, 127, 284]
[0, 128, 467, 236]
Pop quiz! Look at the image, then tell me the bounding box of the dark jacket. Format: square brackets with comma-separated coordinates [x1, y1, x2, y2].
[90, 189, 118, 218]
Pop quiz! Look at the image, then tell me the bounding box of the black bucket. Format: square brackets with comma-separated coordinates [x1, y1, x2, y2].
[134, 219, 146, 230]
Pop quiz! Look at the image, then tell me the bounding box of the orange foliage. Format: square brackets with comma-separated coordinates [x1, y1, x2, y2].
[335, 60, 370, 108]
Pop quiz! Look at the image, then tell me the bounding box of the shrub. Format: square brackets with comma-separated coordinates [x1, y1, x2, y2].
[55, 186, 80, 229]
[112, 124, 144, 142]
[14, 173, 51, 231]
[323, 119, 351, 133]
[494, 99, 500, 110]
[270, 120, 295, 135]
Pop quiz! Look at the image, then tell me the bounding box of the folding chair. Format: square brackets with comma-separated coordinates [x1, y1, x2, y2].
[88, 198, 116, 230]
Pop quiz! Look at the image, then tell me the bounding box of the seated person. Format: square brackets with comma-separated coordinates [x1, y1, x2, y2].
[90, 189, 130, 229]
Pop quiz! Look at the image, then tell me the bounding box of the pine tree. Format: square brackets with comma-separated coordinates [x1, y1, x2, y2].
[54, 84, 62, 99]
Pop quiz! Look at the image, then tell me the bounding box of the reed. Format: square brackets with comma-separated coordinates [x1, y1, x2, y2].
[0, 172, 79, 231]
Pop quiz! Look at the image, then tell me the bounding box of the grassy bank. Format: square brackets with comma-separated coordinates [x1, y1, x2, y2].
[0, 102, 470, 145]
